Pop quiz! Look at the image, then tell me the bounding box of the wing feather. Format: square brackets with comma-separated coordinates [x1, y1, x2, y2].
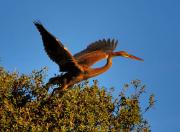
[76, 51, 108, 68]
[74, 39, 118, 67]
[74, 38, 118, 59]
[34, 21, 83, 72]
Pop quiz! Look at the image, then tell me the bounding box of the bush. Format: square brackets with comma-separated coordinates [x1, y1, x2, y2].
[0, 67, 154, 131]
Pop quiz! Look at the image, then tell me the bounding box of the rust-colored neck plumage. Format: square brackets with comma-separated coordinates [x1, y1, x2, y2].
[85, 56, 112, 79]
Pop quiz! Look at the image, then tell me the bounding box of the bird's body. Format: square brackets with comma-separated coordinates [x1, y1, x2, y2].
[34, 22, 143, 94]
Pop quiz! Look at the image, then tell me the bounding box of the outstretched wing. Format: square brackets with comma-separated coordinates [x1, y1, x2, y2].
[34, 21, 83, 72]
[74, 39, 118, 58]
[74, 39, 118, 67]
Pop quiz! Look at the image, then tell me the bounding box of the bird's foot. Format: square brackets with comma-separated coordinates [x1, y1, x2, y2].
[44, 76, 62, 92]
[50, 84, 69, 97]
[48, 76, 61, 85]
[44, 82, 52, 91]
[51, 87, 59, 96]
[51, 87, 64, 97]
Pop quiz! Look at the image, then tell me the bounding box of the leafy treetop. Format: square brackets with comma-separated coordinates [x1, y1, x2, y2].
[0, 67, 154, 131]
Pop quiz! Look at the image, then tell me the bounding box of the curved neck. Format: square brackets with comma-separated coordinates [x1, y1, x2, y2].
[85, 56, 112, 79]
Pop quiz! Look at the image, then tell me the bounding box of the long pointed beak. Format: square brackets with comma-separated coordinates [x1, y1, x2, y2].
[122, 53, 144, 61]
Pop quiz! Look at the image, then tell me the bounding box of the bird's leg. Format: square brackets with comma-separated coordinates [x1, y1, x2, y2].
[49, 76, 62, 85]
[44, 75, 63, 92]
[51, 87, 59, 96]
[50, 85, 68, 97]
[51, 78, 68, 96]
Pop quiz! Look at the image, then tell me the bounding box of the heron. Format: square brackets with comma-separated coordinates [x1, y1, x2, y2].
[34, 22, 143, 94]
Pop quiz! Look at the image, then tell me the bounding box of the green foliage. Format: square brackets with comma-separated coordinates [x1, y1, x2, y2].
[0, 66, 154, 131]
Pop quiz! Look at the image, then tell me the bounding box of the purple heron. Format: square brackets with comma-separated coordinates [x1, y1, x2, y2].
[34, 22, 143, 94]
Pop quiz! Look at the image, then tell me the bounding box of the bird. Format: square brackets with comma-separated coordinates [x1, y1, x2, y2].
[34, 21, 143, 94]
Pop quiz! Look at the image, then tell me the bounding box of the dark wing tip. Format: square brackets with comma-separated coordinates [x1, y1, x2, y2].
[103, 38, 118, 43]
[106, 38, 118, 50]
[111, 38, 118, 48]
[88, 38, 119, 51]
[33, 20, 44, 30]
[33, 20, 42, 26]
[74, 38, 119, 58]
[33, 20, 49, 37]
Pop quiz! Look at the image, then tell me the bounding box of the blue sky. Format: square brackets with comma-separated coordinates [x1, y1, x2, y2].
[1, 0, 180, 131]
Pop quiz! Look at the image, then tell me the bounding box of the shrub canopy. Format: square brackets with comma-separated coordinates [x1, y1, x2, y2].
[0, 67, 154, 131]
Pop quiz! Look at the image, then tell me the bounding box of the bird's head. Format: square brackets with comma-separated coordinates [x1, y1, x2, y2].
[112, 51, 143, 61]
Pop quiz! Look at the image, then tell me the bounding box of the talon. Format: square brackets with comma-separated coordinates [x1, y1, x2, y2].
[51, 87, 59, 96]
[51, 87, 65, 97]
